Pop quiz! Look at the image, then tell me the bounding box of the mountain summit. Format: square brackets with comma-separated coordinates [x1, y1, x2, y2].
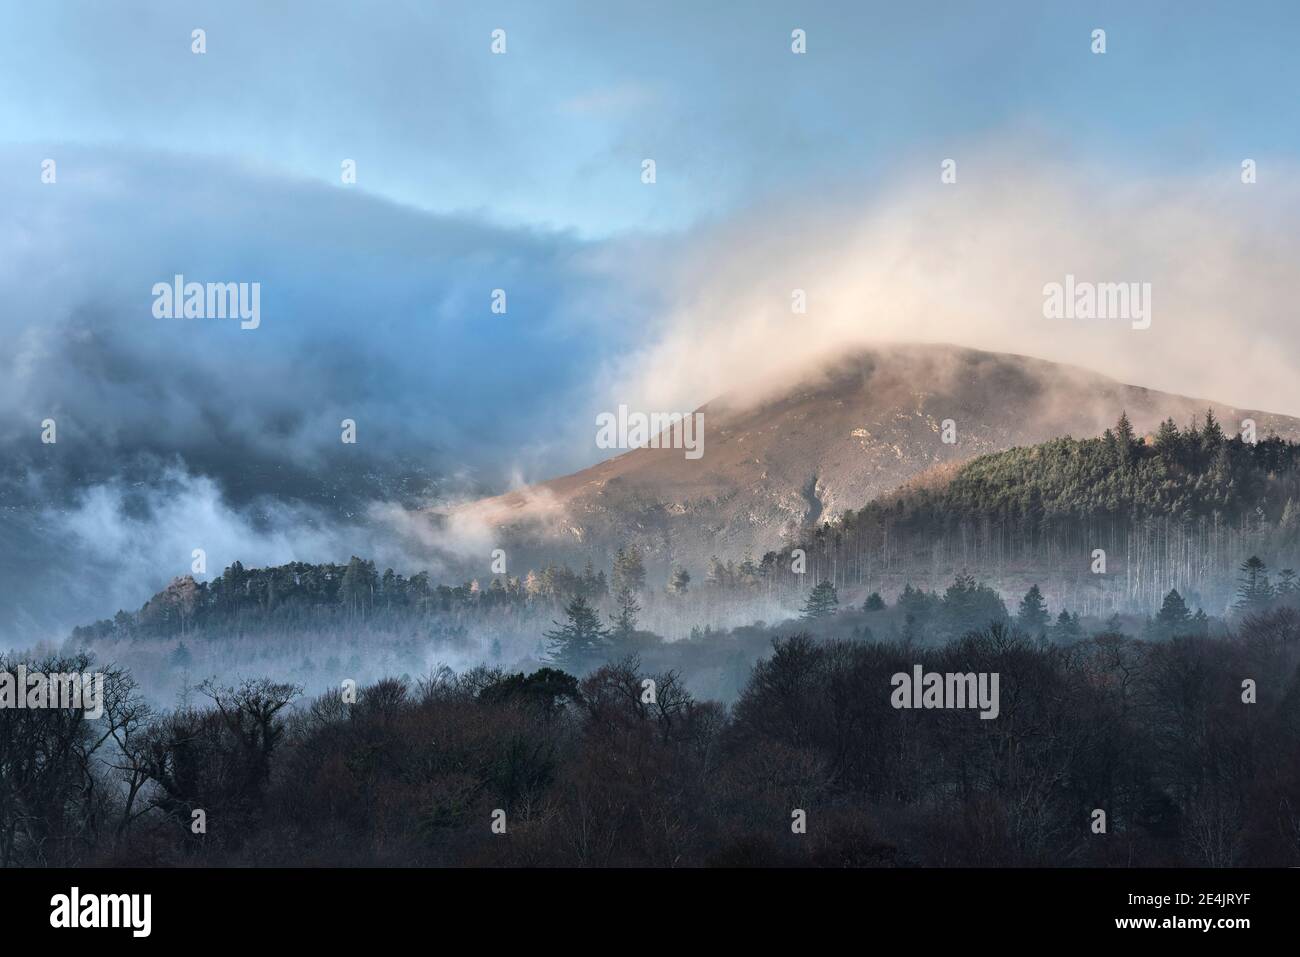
[444, 344, 1300, 577]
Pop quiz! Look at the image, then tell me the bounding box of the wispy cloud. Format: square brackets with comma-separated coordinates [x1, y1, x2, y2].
[607, 143, 1300, 422]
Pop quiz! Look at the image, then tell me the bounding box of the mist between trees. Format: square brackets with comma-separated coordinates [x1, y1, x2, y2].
[9, 547, 1300, 868]
[58, 412, 1300, 709]
[57, 537, 1297, 705]
[4, 598, 1299, 867]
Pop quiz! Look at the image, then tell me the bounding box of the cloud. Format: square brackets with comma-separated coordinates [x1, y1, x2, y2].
[606, 144, 1300, 421]
[0, 146, 631, 493]
[28, 466, 464, 629]
[0, 148, 652, 640]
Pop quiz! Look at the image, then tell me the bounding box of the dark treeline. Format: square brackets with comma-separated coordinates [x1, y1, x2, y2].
[765, 414, 1300, 617]
[6, 599, 1299, 868]
[69, 551, 648, 643]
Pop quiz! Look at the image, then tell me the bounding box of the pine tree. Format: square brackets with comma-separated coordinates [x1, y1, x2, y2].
[339, 556, 375, 618]
[737, 554, 760, 588]
[1115, 410, 1136, 445]
[941, 574, 1007, 637]
[578, 560, 607, 599]
[1277, 568, 1299, 595]
[1053, 609, 1083, 643]
[1155, 588, 1192, 636]
[1154, 417, 1182, 465]
[1202, 408, 1225, 450]
[1234, 556, 1273, 611]
[169, 641, 193, 669]
[612, 545, 647, 594]
[801, 580, 839, 620]
[667, 567, 691, 595]
[1016, 584, 1050, 636]
[1182, 415, 1204, 470]
[544, 595, 611, 671]
[1114, 411, 1136, 468]
[862, 591, 885, 612]
[897, 584, 939, 633]
[609, 586, 641, 645]
[1103, 428, 1118, 463]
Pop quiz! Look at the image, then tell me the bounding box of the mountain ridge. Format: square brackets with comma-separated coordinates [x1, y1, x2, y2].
[439, 343, 1300, 576]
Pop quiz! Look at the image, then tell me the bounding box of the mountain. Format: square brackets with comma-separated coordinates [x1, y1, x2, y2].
[443, 344, 1300, 579]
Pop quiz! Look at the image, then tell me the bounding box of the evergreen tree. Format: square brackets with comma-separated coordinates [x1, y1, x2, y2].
[1114, 411, 1136, 468]
[169, 641, 193, 669]
[612, 545, 647, 594]
[578, 560, 608, 600]
[862, 591, 885, 612]
[1052, 609, 1083, 643]
[800, 580, 839, 620]
[1202, 408, 1225, 451]
[737, 554, 760, 588]
[1234, 556, 1273, 611]
[1184, 414, 1205, 468]
[1155, 588, 1192, 636]
[1016, 584, 1050, 636]
[609, 586, 641, 644]
[1154, 417, 1182, 465]
[339, 556, 376, 618]
[896, 584, 940, 637]
[941, 574, 1007, 638]
[668, 567, 691, 595]
[544, 595, 611, 671]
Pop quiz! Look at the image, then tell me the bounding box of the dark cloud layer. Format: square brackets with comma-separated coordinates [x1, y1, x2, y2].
[0, 149, 659, 640]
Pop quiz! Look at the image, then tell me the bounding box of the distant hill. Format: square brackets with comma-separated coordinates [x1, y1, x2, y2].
[443, 344, 1300, 581]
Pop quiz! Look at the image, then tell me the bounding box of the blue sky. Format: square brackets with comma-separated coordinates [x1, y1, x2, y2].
[4, 1, 1297, 237]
